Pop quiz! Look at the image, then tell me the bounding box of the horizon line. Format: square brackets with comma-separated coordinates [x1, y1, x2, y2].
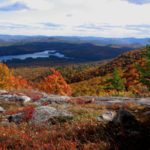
[0, 34, 150, 39]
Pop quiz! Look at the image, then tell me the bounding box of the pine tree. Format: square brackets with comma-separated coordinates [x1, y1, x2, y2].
[105, 68, 125, 92]
[112, 68, 125, 91]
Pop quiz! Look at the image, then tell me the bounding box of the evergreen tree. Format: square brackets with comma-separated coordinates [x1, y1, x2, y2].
[112, 68, 125, 91]
[105, 68, 125, 92]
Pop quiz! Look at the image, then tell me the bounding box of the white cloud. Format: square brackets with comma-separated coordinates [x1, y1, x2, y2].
[0, 0, 149, 37]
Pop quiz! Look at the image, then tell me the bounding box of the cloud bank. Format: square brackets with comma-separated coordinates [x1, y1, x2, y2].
[0, 0, 149, 37]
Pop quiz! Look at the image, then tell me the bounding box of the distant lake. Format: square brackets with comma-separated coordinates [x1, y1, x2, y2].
[0, 50, 69, 62]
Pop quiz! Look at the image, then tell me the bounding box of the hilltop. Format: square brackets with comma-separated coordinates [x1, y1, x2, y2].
[70, 48, 149, 97]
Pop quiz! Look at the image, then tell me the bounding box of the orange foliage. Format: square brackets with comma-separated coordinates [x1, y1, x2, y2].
[0, 63, 30, 90]
[123, 64, 140, 90]
[37, 69, 72, 96]
[11, 76, 30, 90]
[0, 63, 12, 89]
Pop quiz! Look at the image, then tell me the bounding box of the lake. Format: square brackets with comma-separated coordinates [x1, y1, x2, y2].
[0, 50, 69, 62]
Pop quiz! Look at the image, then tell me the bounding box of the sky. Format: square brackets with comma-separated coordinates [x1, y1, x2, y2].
[0, 0, 150, 37]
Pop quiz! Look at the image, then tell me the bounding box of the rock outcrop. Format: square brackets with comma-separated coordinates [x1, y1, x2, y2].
[30, 106, 73, 124]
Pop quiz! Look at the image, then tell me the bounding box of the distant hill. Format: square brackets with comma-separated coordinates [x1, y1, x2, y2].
[0, 41, 134, 67]
[69, 48, 148, 96]
[0, 35, 149, 48]
[68, 48, 144, 83]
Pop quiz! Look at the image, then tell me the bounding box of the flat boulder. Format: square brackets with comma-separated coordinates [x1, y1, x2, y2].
[39, 95, 70, 104]
[30, 106, 73, 124]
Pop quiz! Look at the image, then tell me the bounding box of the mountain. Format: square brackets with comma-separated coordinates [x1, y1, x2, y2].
[0, 35, 149, 47]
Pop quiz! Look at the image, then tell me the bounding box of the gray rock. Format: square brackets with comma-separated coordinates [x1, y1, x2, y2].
[40, 95, 70, 104]
[97, 111, 117, 122]
[0, 106, 5, 113]
[0, 93, 31, 103]
[138, 98, 150, 106]
[16, 95, 31, 103]
[30, 106, 73, 124]
[2, 94, 13, 99]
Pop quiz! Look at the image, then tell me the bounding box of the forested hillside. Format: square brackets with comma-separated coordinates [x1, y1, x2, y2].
[12, 46, 150, 97]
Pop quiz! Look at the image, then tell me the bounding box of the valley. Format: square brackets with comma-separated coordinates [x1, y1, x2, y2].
[0, 40, 133, 67]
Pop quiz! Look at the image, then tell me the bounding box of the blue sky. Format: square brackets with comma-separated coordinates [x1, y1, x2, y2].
[0, 0, 149, 37]
[126, 0, 150, 4]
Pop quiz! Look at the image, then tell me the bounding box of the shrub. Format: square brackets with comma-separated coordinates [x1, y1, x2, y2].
[37, 69, 72, 96]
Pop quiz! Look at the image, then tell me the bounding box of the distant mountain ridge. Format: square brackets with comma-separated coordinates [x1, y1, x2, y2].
[0, 35, 149, 67]
[0, 35, 149, 48]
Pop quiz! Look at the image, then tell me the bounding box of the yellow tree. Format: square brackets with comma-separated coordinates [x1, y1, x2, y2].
[0, 63, 12, 90]
[0, 63, 30, 90]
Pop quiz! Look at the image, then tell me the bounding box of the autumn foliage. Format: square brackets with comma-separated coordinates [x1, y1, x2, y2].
[0, 63, 30, 90]
[0, 63, 12, 89]
[123, 64, 140, 90]
[0, 47, 149, 97]
[0, 64, 72, 96]
[37, 69, 72, 95]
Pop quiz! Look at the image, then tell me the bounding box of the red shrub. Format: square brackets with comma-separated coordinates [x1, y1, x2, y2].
[37, 69, 72, 96]
[21, 106, 35, 121]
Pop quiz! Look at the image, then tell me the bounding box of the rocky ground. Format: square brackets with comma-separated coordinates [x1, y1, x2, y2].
[0, 90, 150, 149]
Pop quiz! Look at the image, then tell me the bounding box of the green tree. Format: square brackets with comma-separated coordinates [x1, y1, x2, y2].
[105, 68, 125, 92]
[111, 68, 125, 91]
[139, 45, 150, 90]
